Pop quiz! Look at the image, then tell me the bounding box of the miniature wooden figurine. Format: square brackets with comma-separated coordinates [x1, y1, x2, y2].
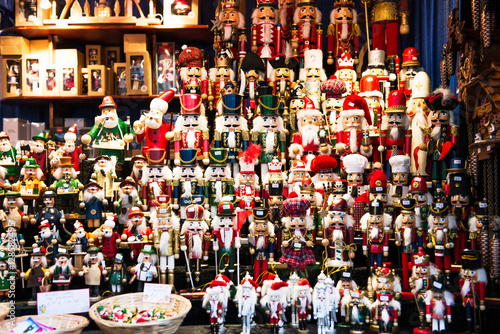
[203, 280, 230, 334]
[49, 248, 76, 290]
[261, 281, 289, 334]
[121, 207, 152, 260]
[50, 157, 84, 215]
[248, 207, 274, 281]
[80, 180, 108, 229]
[21, 247, 50, 303]
[130, 245, 157, 292]
[424, 275, 454, 334]
[152, 203, 180, 285]
[79, 246, 106, 300]
[235, 275, 259, 334]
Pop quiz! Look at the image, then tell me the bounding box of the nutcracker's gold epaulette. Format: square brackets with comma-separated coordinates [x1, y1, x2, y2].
[203, 130, 209, 139]
[279, 132, 286, 141]
[214, 131, 221, 141]
[327, 23, 335, 36]
[451, 125, 459, 136]
[354, 24, 361, 36]
[174, 131, 181, 141]
[251, 131, 259, 141]
[242, 130, 249, 140]
[173, 179, 179, 186]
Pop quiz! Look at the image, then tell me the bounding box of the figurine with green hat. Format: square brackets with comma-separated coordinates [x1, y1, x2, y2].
[108, 253, 126, 294]
[0, 131, 18, 180]
[204, 148, 234, 218]
[130, 244, 157, 292]
[50, 156, 84, 214]
[0, 250, 17, 301]
[31, 131, 50, 180]
[80, 246, 106, 300]
[12, 158, 47, 219]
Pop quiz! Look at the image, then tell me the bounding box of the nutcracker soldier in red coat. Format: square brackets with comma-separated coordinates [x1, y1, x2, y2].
[263, 157, 288, 201]
[234, 144, 261, 212]
[248, 207, 274, 281]
[459, 249, 487, 334]
[31, 132, 50, 180]
[140, 162, 172, 213]
[278, 0, 295, 42]
[210, 51, 236, 112]
[361, 200, 392, 270]
[399, 47, 421, 98]
[300, 49, 327, 108]
[423, 88, 459, 187]
[60, 125, 85, 173]
[426, 202, 457, 276]
[369, 266, 402, 334]
[133, 90, 175, 164]
[203, 280, 230, 334]
[239, 52, 266, 119]
[291, 0, 323, 62]
[178, 45, 208, 100]
[425, 275, 454, 334]
[410, 249, 435, 333]
[359, 74, 384, 164]
[293, 278, 312, 332]
[299, 177, 323, 241]
[261, 281, 289, 334]
[251, 0, 280, 68]
[327, 0, 360, 66]
[180, 204, 211, 289]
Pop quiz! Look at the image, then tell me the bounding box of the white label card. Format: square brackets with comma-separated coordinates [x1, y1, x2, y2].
[37, 288, 90, 315]
[143, 283, 172, 304]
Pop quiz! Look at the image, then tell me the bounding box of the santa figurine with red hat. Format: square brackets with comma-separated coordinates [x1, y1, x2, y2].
[93, 215, 121, 262]
[289, 96, 332, 166]
[310, 155, 338, 198]
[178, 45, 209, 100]
[203, 279, 230, 334]
[293, 278, 312, 333]
[59, 125, 85, 172]
[261, 281, 289, 334]
[335, 94, 372, 157]
[120, 206, 152, 260]
[133, 90, 175, 165]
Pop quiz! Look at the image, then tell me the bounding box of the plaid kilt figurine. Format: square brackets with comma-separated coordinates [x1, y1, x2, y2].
[280, 196, 316, 276]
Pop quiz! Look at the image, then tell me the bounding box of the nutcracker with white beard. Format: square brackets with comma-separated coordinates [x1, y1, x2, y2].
[173, 94, 210, 167]
[394, 197, 422, 291]
[67, 221, 94, 269]
[114, 177, 141, 228]
[91, 155, 116, 199]
[326, 0, 360, 65]
[133, 90, 175, 164]
[426, 202, 457, 276]
[341, 287, 372, 334]
[130, 155, 147, 186]
[178, 46, 208, 99]
[335, 53, 357, 95]
[263, 158, 288, 202]
[121, 207, 152, 260]
[300, 49, 327, 108]
[409, 176, 433, 235]
[423, 88, 459, 187]
[81, 96, 134, 168]
[251, 93, 286, 176]
[21, 247, 50, 304]
[289, 96, 331, 166]
[49, 248, 76, 290]
[180, 204, 211, 289]
[299, 177, 323, 240]
[239, 52, 266, 119]
[424, 275, 454, 334]
[0, 131, 18, 181]
[152, 203, 180, 285]
[321, 76, 347, 147]
[370, 268, 401, 334]
[398, 47, 421, 98]
[234, 144, 261, 213]
[210, 51, 236, 112]
[336, 94, 372, 158]
[50, 157, 83, 215]
[310, 155, 338, 198]
[248, 208, 274, 282]
[130, 245, 157, 292]
[359, 75, 384, 165]
[80, 181, 108, 229]
[140, 162, 173, 213]
[293, 278, 312, 332]
[459, 249, 487, 333]
[288, 160, 310, 196]
[214, 92, 249, 176]
[3, 191, 27, 231]
[79, 247, 106, 300]
[205, 149, 234, 218]
[388, 155, 411, 211]
[203, 280, 230, 334]
[250, 0, 280, 68]
[291, 0, 322, 61]
[235, 276, 259, 334]
[342, 154, 368, 230]
[313, 279, 336, 334]
[31, 132, 50, 180]
[92, 216, 121, 262]
[361, 200, 393, 270]
[409, 249, 436, 333]
[322, 198, 355, 275]
[172, 149, 205, 221]
[33, 220, 58, 264]
[212, 199, 241, 281]
[60, 125, 85, 172]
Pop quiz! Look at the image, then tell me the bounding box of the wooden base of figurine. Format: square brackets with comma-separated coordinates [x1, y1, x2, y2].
[267, 261, 287, 270]
[350, 329, 364, 334]
[298, 329, 309, 334]
[27, 300, 37, 306]
[413, 327, 432, 334]
[89, 296, 102, 302]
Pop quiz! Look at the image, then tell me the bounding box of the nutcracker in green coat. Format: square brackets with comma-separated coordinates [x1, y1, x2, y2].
[204, 149, 234, 218]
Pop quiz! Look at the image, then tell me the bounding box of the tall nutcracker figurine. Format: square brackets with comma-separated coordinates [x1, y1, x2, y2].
[178, 46, 208, 99]
[210, 51, 237, 111]
[409, 249, 436, 333]
[342, 153, 369, 229]
[152, 203, 180, 285]
[203, 279, 230, 334]
[310, 155, 338, 198]
[204, 148, 234, 218]
[239, 52, 266, 119]
[335, 53, 357, 95]
[300, 49, 327, 107]
[31, 132, 50, 180]
[140, 162, 173, 212]
[327, 0, 360, 65]
[361, 200, 392, 270]
[425, 275, 454, 334]
[291, 0, 323, 61]
[289, 81, 307, 133]
[469, 200, 492, 274]
[409, 176, 433, 233]
[399, 47, 421, 98]
[388, 155, 411, 210]
[426, 202, 457, 276]
[299, 177, 323, 240]
[248, 207, 274, 281]
[251, 0, 280, 67]
[293, 278, 312, 333]
[459, 249, 487, 333]
[423, 88, 459, 187]
[359, 74, 384, 130]
[269, 50, 299, 125]
[370, 266, 402, 334]
[278, 0, 296, 42]
[263, 157, 288, 202]
[234, 144, 261, 213]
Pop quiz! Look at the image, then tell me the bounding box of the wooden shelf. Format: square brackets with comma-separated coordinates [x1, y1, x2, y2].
[0, 94, 185, 106]
[0, 24, 212, 45]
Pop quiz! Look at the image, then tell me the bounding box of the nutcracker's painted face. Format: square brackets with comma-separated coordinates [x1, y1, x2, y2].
[412, 193, 428, 205]
[365, 96, 381, 110]
[32, 139, 45, 153]
[186, 67, 203, 79]
[63, 139, 76, 153]
[402, 67, 418, 82]
[143, 253, 152, 262]
[291, 170, 309, 183]
[450, 194, 470, 207]
[57, 255, 69, 267]
[333, 6, 354, 23]
[275, 68, 291, 80]
[5, 197, 18, 208]
[370, 193, 387, 204]
[298, 5, 317, 20]
[367, 68, 384, 76]
[157, 215, 173, 229]
[340, 279, 352, 289]
[375, 277, 394, 292]
[89, 253, 99, 264]
[32, 255, 43, 266]
[100, 107, 119, 128]
[261, 116, 279, 130]
[147, 167, 165, 180]
[414, 265, 430, 276]
[254, 220, 269, 234]
[187, 220, 204, 232]
[97, 158, 110, 168]
[290, 98, 305, 113]
[409, 98, 426, 117]
[297, 289, 308, 298]
[270, 292, 280, 302]
[401, 212, 416, 227]
[433, 291, 444, 300]
[217, 216, 235, 230]
[180, 167, 196, 178]
[368, 214, 384, 227]
[289, 216, 307, 229]
[430, 110, 450, 125]
[39, 227, 52, 239]
[432, 216, 448, 228]
[43, 195, 55, 206]
[0, 138, 12, 152]
[338, 68, 354, 81]
[239, 173, 256, 184]
[347, 173, 363, 184]
[129, 214, 144, 226]
[269, 171, 283, 180]
[216, 67, 231, 80]
[392, 172, 409, 185]
[388, 112, 405, 127]
[101, 225, 114, 237]
[245, 70, 259, 80]
[24, 167, 37, 178]
[113, 262, 122, 270]
[220, 9, 240, 26]
[306, 68, 321, 80]
[301, 192, 316, 207]
[328, 211, 347, 227]
[300, 114, 321, 127]
[86, 185, 100, 194]
[463, 269, 479, 281]
[269, 195, 283, 206]
[324, 98, 343, 113]
[223, 115, 242, 129]
[182, 115, 201, 128]
[209, 167, 228, 179]
[256, 5, 276, 21]
[343, 115, 361, 128]
[317, 172, 334, 183]
[121, 184, 135, 195]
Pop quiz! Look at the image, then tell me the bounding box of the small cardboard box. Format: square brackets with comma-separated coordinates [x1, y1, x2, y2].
[123, 34, 147, 53]
[88, 65, 107, 96]
[0, 36, 30, 56]
[64, 118, 91, 128]
[30, 122, 46, 138]
[56, 49, 84, 96]
[2, 56, 23, 97]
[86, 45, 102, 66]
[29, 39, 49, 56]
[104, 46, 121, 68]
[41, 64, 59, 96]
[22, 54, 47, 96]
[126, 52, 151, 95]
[3, 118, 29, 142]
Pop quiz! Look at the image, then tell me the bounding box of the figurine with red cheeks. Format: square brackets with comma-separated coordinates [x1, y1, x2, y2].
[425, 275, 454, 334]
[50, 157, 83, 215]
[31, 132, 50, 180]
[409, 249, 436, 333]
[178, 46, 208, 100]
[203, 280, 230, 334]
[210, 51, 237, 112]
[121, 207, 152, 260]
[49, 249, 76, 291]
[60, 125, 85, 172]
[261, 281, 289, 334]
[327, 0, 360, 65]
[291, 0, 323, 61]
[293, 278, 312, 333]
[234, 144, 261, 213]
[361, 200, 392, 270]
[248, 208, 274, 281]
[93, 215, 121, 262]
[91, 155, 116, 200]
[335, 53, 356, 95]
[251, 0, 280, 68]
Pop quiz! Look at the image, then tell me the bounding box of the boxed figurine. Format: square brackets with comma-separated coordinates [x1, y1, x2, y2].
[123, 34, 148, 53]
[113, 62, 127, 95]
[22, 54, 47, 96]
[125, 51, 151, 95]
[55, 49, 84, 96]
[15, 0, 49, 26]
[162, 0, 199, 27]
[87, 65, 108, 96]
[86, 45, 102, 66]
[3, 118, 29, 143]
[2, 56, 23, 97]
[155, 42, 176, 94]
[0, 36, 30, 55]
[30, 122, 46, 138]
[104, 46, 121, 68]
[41, 64, 59, 96]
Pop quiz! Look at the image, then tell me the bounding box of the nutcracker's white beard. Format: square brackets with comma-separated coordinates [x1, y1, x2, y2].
[381, 308, 390, 325]
[301, 123, 319, 146]
[349, 128, 358, 152]
[0, 143, 11, 153]
[83, 189, 104, 202]
[303, 20, 310, 40]
[341, 21, 349, 40]
[224, 25, 232, 41]
[264, 21, 272, 44]
[256, 235, 265, 250]
[192, 233, 202, 258]
[333, 229, 344, 241]
[370, 226, 379, 240]
[94, 163, 114, 177]
[40, 229, 52, 239]
[433, 299, 445, 317]
[186, 130, 196, 148]
[403, 228, 412, 245]
[279, 80, 286, 95]
[390, 126, 401, 140]
[221, 228, 233, 248]
[352, 305, 360, 323]
[227, 131, 236, 149]
[215, 181, 222, 202]
[159, 230, 170, 254]
[461, 279, 470, 298]
[413, 278, 423, 294]
[133, 166, 143, 181]
[430, 126, 441, 140]
[435, 229, 444, 243]
[266, 132, 275, 154]
[182, 180, 192, 198]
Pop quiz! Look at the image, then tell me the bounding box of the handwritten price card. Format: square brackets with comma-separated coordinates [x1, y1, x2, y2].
[37, 289, 90, 315]
[143, 283, 172, 304]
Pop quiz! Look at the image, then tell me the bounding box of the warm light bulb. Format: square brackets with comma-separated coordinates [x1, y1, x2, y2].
[40, 0, 52, 9]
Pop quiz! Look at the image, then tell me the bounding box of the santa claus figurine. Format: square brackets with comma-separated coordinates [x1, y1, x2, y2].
[49, 248, 76, 290]
[327, 0, 360, 65]
[234, 144, 261, 213]
[335, 53, 357, 95]
[133, 90, 175, 165]
[293, 278, 312, 333]
[113, 177, 142, 228]
[361, 200, 393, 270]
[300, 49, 327, 108]
[359, 74, 384, 164]
[291, 0, 323, 60]
[425, 274, 454, 334]
[121, 206, 152, 260]
[178, 45, 208, 99]
[60, 125, 85, 172]
[336, 94, 372, 157]
[250, 0, 280, 68]
[91, 155, 116, 199]
[93, 215, 121, 262]
[289, 96, 331, 166]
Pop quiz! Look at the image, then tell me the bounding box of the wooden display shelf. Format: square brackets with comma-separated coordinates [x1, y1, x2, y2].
[0, 94, 185, 105]
[0, 24, 212, 45]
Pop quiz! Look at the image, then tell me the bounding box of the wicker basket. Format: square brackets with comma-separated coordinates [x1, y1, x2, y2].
[0, 314, 89, 334]
[89, 293, 192, 334]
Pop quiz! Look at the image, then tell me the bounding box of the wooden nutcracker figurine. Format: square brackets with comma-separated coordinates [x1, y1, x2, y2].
[248, 207, 274, 281]
[79, 246, 106, 300]
[130, 155, 147, 186]
[133, 90, 175, 164]
[251, 0, 280, 67]
[31, 132, 50, 180]
[3, 191, 27, 232]
[178, 46, 208, 99]
[321, 76, 347, 145]
[280, 196, 316, 276]
[300, 49, 327, 107]
[335, 53, 357, 95]
[336, 94, 373, 157]
[288, 159, 310, 196]
[370, 266, 402, 334]
[21, 247, 50, 304]
[203, 280, 230, 334]
[388, 155, 411, 210]
[293, 278, 312, 333]
[130, 245, 157, 292]
[180, 204, 211, 289]
[107, 253, 126, 294]
[359, 75, 384, 164]
[340, 287, 372, 334]
[310, 155, 338, 198]
[204, 148, 234, 218]
[91, 155, 116, 199]
[261, 281, 289, 334]
[34, 190, 65, 235]
[394, 197, 422, 291]
[113, 177, 142, 228]
[269, 50, 299, 124]
[291, 0, 323, 61]
[211, 51, 237, 112]
[288, 81, 307, 133]
[239, 52, 266, 119]
[140, 162, 173, 212]
[235, 275, 259, 334]
[425, 275, 454, 334]
[50, 157, 84, 215]
[121, 207, 152, 260]
[93, 216, 121, 262]
[361, 200, 392, 270]
[173, 94, 210, 166]
[152, 203, 180, 285]
[469, 200, 492, 274]
[423, 88, 459, 187]
[33, 220, 58, 264]
[459, 249, 487, 333]
[263, 157, 288, 202]
[212, 199, 241, 281]
[49, 248, 76, 290]
[327, 0, 360, 65]
[59, 125, 85, 172]
[13, 157, 47, 215]
[409, 176, 433, 234]
[80, 180, 108, 229]
[409, 249, 435, 334]
[278, 0, 296, 42]
[399, 47, 421, 98]
[426, 202, 457, 276]
[0, 131, 18, 181]
[342, 153, 369, 230]
[81, 96, 134, 169]
[299, 177, 323, 240]
[234, 144, 261, 213]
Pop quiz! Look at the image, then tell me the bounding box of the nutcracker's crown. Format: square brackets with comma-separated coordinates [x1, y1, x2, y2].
[300, 177, 315, 194]
[221, 0, 240, 10]
[334, 0, 354, 8]
[375, 264, 395, 282]
[412, 248, 430, 266]
[215, 50, 233, 68]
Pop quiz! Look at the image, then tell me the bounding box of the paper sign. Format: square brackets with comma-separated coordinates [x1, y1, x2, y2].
[37, 288, 90, 315]
[143, 283, 172, 304]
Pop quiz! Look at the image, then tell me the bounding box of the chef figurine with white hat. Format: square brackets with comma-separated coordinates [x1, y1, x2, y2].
[388, 155, 411, 212]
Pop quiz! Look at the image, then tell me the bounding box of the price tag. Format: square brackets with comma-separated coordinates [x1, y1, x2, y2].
[215, 151, 221, 156]
[351, 292, 359, 298]
[342, 272, 351, 278]
[436, 203, 444, 208]
[454, 176, 462, 181]
[294, 242, 302, 249]
[479, 202, 488, 208]
[272, 183, 279, 188]
[478, 148, 481, 153]
[380, 295, 389, 302]
[433, 282, 443, 289]
[373, 201, 380, 207]
[256, 210, 264, 216]
[376, 187, 383, 192]
[402, 200, 410, 206]
[37, 289, 89, 315]
[143, 283, 172, 304]
[414, 258, 423, 264]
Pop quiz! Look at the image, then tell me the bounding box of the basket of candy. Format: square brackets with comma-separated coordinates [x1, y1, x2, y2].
[89, 293, 191, 334]
[0, 314, 89, 334]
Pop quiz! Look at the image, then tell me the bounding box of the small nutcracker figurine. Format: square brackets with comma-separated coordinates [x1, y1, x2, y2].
[388, 155, 411, 210]
[80, 180, 108, 229]
[280, 196, 316, 276]
[50, 157, 84, 215]
[114, 177, 142, 228]
[0, 131, 18, 181]
[361, 200, 393, 270]
[399, 47, 421, 98]
[235, 275, 259, 334]
[336, 94, 372, 157]
[178, 46, 208, 99]
[426, 202, 457, 276]
[341, 288, 372, 334]
[239, 52, 266, 119]
[369, 265, 402, 333]
[321, 76, 347, 145]
[299, 177, 323, 240]
[250, 0, 280, 67]
[3, 191, 27, 231]
[60, 125, 85, 172]
[327, 0, 360, 65]
[31, 132, 50, 180]
[313, 280, 333, 334]
[93, 215, 121, 262]
[211, 51, 237, 112]
[469, 200, 492, 274]
[288, 81, 307, 132]
[21, 247, 50, 303]
[261, 281, 289, 334]
[79, 246, 106, 300]
[34, 190, 66, 234]
[121, 207, 152, 260]
[234, 144, 262, 213]
[263, 158, 288, 202]
[291, 0, 323, 61]
[130, 245, 157, 292]
[13, 157, 47, 215]
[67, 221, 94, 256]
[310, 155, 338, 198]
[459, 249, 487, 333]
[91, 155, 117, 199]
[409, 176, 433, 232]
[359, 74, 384, 128]
[49, 248, 76, 290]
[203, 280, 230, 334]
[204, 148, 234, 218]
[425, 275, 454, 334]
[248, 207, 274, 281]
[335, 53, 357, 95]
[293, 278, 312, 333]
[140, 163, 173, 212]
[409, 249, 435, 333]
[130, 155, 147, 186]
[107, 253, 126, 294]
[152, 203, 180, 285]
[288, 160, 310, 195]
[300, 49, 327, 107]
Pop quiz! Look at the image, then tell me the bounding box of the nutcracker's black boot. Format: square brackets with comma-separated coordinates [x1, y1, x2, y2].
[215, 324, 219, 334]
[210, 324, 215, 334]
